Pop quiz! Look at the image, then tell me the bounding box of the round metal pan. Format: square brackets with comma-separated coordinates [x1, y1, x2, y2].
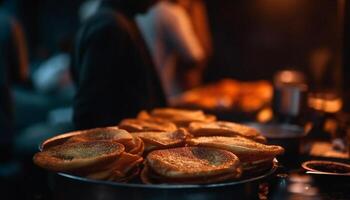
[50, 160, 278, 200]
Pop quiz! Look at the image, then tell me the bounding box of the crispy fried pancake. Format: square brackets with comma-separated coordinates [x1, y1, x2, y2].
[132, 129, 188, 152]
[41, 130, 84, 150]
[242, 158, 274, 175]
[146, 147, 240, 179]
[187, 136, 284, 162]
[110, 152, 143, 174]
[141, 165, 242, 184]
[67, 127, 134, 147]
[139, 108, 216, 127]
[151, 108, 206, 120]
[119, 118, 177, 132]
[33, 141, 124, 172]
[84, 152, 143, 181]
[126, 136, 144, 155]
[189, 121, 266, 143]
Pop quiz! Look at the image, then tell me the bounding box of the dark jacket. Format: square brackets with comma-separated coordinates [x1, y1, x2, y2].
[73, 3, 167, 130]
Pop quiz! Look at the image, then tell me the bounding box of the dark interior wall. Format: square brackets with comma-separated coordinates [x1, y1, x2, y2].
[204, 0, 341, 84]
[8, 0, 84, 60]
[343, 0, 350, 111]
[3, 0, 345, 87]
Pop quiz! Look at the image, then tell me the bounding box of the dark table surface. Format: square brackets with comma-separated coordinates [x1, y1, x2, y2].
[260, 155, 350, 200]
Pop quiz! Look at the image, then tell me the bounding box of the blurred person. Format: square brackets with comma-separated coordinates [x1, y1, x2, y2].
[136, 0, 212, 99]
[72, 0, 166, 130]
[0, 2, 29, 162]
[79, 0, 102, 22]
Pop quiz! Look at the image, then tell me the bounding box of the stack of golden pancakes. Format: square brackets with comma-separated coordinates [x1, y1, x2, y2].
[188, 121, 267, 143]
[141, 147, 242, 184]
[33, 108, 284, 185]
[34, 127, 144, 182]
[137, 108, 216, 127]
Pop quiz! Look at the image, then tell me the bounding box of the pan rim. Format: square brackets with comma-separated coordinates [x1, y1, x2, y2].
[56, 159, 278, 189]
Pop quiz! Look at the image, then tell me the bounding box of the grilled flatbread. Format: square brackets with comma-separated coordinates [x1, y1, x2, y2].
[33, 141, 124, 172]
[119, 118, 177, 132]
[139, 108, 216, 127]
[145, 147, 241, 179]
[141, 165, 242, 184]
[189, 121, 266, 143]
[67, 127, 134, 148]
[187, 136, 284, 162]
[41, 130, 84, 150]
[132, 129, 188, 152]
[126, 136, 144, 155]
[86, 152, 143, 179]
[67, 127, 132, 142]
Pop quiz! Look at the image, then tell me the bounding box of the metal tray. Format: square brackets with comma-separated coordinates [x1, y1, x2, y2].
[49, 160, 278, 200]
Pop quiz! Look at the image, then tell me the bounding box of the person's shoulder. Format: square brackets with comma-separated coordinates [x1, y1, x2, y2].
[154, 1, 188, 22]
[155, 2, 184, 16]
[84, 10, 120, 30]
[79, 10, 130, 39]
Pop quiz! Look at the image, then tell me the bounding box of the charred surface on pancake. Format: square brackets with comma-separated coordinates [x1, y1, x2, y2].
[189, 121, 266, 143]
[119, 118, 177, 132]
[146, 147, 240, 178]
[33, 141, 124, 172]
[187, 136, 284, 162]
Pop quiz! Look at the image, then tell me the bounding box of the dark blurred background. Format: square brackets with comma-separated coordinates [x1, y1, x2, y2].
[0, 0, 349, 199]
[4, 0, 346, 85]
[2, 0, 345, 82]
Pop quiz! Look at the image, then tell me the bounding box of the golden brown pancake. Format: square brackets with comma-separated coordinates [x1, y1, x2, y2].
[67, 127, 134, 148]
[33, 141, 124, 172]
[188, 121, 266, 143]
[67, 127, 132, 142]
[241, 158, 274, 176]
[132, 129, 188, 146]
[110, 152, 143, 174]
[131, 129, 188, 152]
[146, 147, 241, 179]
[141, 165, 242, 184]
[139, 108, 216, 127]
[126, 136, 144, 155]
[187, 136, 284, 162]
[119, 118, 177, 132]
[85, 152, 143, 180]
[41, 130, 85, 150]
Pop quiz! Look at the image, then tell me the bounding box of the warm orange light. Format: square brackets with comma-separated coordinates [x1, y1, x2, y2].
[308, 95, 343, 113]
[280, 71, 295, 84]
[257, 108, 273, 123]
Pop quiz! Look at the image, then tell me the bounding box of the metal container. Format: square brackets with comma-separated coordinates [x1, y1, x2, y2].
[49, 162, 278, 200]
[273, 70, 308, 123]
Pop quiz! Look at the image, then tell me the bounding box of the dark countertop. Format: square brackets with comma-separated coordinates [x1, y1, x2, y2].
[261, 156, 350, 200]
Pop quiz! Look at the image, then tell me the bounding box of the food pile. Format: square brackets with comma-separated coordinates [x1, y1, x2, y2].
[173, 79, 273, 112]
[33, 108, 284, 184]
